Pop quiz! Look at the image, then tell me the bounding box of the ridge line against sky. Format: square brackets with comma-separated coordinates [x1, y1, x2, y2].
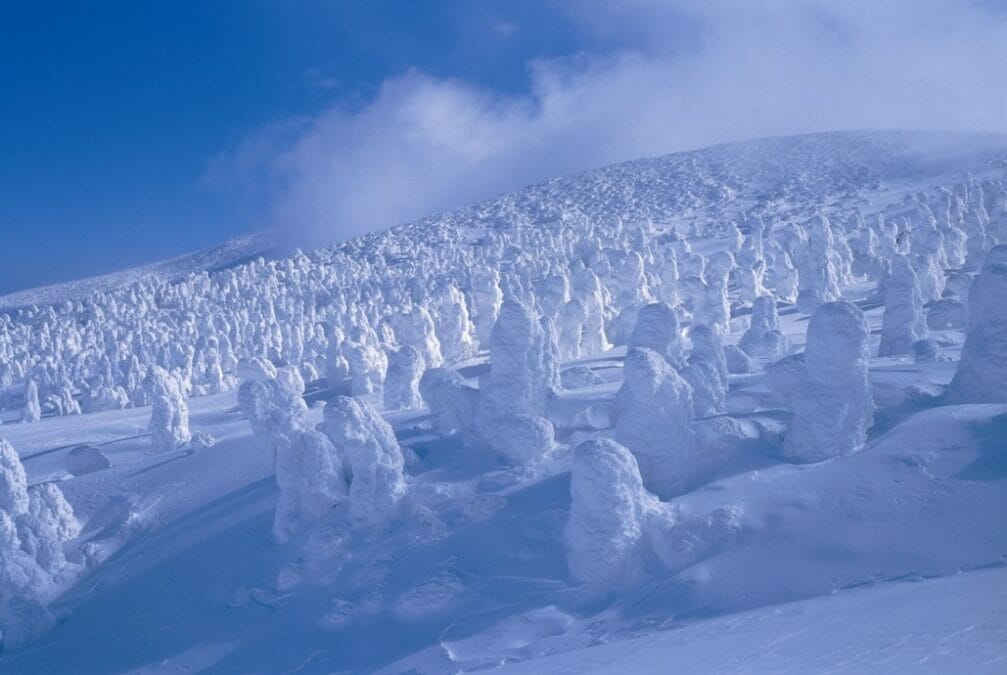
[2, 0, 1006, 294]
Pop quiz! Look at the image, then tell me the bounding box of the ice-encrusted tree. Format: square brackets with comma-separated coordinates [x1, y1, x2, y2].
[682, 324, 729, 417]
[475, 300, 557, 463]
[0, 437, 80, 649]
[878, 255, 927, 357]
[272, 421, 349, 543]
[565, 438, 666, 586]
[433, 283, 477, 364]
[323, 396, 406, 526]
[21, 380, 41, 424]
[788, 218, 842, 313]
[268, 368, 350, 543]
[739, 295, 790, 361]
[557, 298, 588, 361]
[418, 367, 479, 439]
[946, 258, 1007, 403]
[383, 346, 425, 411]
[627, 302, 684, 367]
[614, 348, 697, 499]
[144, 366, 191, 452]
[571, 268, 610, 356]
[777, 301, 874, 463]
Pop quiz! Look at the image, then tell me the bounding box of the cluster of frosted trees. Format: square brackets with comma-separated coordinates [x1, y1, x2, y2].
[0, 175, 1004, 429]
[0, 437, 79, 648]
[2, 164, 1006, 595]
[220, 177, 1007, 585]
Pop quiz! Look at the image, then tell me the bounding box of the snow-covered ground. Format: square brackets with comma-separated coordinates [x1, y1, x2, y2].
[1, 130, 1006, 672]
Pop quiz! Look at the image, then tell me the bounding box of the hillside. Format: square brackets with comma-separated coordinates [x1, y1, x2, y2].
[0, 130, 1005, 673]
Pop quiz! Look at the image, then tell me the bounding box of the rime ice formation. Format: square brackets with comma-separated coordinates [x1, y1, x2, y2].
[272, 422, 349, 543]
[946, 258, 1007, 403]
[235, 364, 348, 543]
[269, 373, 348, 543]
[432, 283, 477, 365]
[564, 438, 667, 587]
[739, 295, 790, 361]
[627, 302, 684, 367]
[2, 131, 1007, 667]
[879, 255, 927, 357]
[682, 325, 729, 418]
[323, 396, 406, 525]
[723, 345, 753, 374]
[0, 437, 79, 648]
[564, 437, 739, 589]
[777, 302, 874, 463]
[383, 346, 425, 411]
[471, 269, 503, 347]
[418, 367, 479, 439]
[144, 366, 191, 452]
[788, 218, 842, 313]
[614, 349, 697, 499]
[571, 268, 610, 356]
[486, 414, 557, 465]
[390, 308, 443, 369]
[21, 380, 41, 424]
[475, 300, 556, 462]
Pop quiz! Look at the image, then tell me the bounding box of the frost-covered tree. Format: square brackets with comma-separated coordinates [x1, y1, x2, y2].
[627, 302, 684, 367]
[0, 437, 79, 648]
[144, 366, 191, 452]
[418, 367, 479, 439]
[946, 259, 1007, 403]
[21, 380, 41, 424]
[475, 300, 556, 462]
[682, 325, 728, 417]
[777, 302, 874, 463]
[323, 396, 406, 526]
[433, 283, 477, 364]
[272, 422, 349, 543]
[878, 255, 927, 357]
[383, 346, 425, 411]
[615, 348, 696, 498]
[557, 298, 588, 361]
[739, 295, 790, 361]
[565, 438, 665, 586]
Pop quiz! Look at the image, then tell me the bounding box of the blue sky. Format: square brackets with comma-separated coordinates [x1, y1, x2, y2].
[2, 1, 1005, 294]
[0, 1, 608, 293]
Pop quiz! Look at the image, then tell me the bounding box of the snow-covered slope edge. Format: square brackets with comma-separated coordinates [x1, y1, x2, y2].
[0, 230, 279, 312]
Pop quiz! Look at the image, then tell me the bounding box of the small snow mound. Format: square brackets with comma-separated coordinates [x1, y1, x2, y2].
[65, 445, 111, 476]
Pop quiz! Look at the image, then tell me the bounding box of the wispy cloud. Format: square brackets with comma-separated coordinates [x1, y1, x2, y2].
[209, 0, 1007, 247]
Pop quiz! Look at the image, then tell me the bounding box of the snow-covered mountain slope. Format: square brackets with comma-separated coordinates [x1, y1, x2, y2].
[1, 130, 1007, 672]
[0, 230, 278, 312]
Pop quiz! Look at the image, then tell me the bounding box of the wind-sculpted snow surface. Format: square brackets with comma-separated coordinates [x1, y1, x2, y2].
[2, 131, 1007, 671]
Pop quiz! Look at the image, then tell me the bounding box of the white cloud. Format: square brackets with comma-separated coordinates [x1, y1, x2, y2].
[211, 0, 1007, 247]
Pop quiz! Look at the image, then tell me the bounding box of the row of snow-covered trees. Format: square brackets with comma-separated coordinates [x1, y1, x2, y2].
[215, 172, 1007, 592]
[1, 176, 1005, 428]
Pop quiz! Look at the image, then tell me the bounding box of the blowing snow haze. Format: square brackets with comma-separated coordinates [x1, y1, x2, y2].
[3, 0, 1007, 292]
